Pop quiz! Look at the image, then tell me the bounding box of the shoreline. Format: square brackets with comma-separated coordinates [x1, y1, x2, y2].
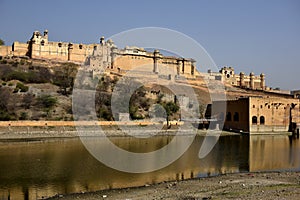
[47, 171, 300, 200]
[0, 124, 293, 142]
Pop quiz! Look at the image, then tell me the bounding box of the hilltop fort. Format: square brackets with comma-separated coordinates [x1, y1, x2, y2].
[0, 30, 300, 134]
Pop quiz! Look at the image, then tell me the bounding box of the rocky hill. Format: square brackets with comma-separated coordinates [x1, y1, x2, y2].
[0, 57, 290, 121]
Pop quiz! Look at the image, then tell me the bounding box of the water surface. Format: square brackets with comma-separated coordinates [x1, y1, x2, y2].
[0, 135, 299, 200]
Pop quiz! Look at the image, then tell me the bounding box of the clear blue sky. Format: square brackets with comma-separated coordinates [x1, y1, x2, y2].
[0, 0, 299, 90]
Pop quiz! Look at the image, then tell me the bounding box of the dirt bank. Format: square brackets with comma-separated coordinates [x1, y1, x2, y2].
[48, 171, 300, 200]
[0, 122, 243, 141]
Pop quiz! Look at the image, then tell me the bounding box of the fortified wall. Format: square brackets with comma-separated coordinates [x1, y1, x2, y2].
[0, 30, 198, 78]
[219, 67, 265, 90]
[87, 38, 197, 78]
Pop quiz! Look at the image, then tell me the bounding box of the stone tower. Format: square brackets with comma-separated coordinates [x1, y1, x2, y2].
[153, 49, 160, 73]
[250, 72, 255, 89]
[240, 72, 245, 87]
[260, 73, 265, 90]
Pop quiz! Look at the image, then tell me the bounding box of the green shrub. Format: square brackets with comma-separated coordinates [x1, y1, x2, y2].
[8, 83, 13, 86]
[0, 59, 7, 64]
[19, 112, 28, 120]
[19, 59, 25, 66]
[5, 71, 27, 82]
[0, 39, 4, 46]
[0, 110, 11, 121]
[1, 82, 6, 86]
[37, 95, 57, 109]
[16, 82, 29, 92]
[37, 95, 57, 118]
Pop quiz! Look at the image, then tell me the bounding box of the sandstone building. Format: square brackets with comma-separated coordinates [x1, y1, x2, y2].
[206, 67, 266, 90]
[0, 30, 197, 78]
[211, 96, 300, 133]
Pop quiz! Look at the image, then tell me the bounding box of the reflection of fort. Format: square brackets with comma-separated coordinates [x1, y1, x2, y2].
[249, 135, 300, 172]
[0, 136, 299, 199]
[0, 136, 247, 199]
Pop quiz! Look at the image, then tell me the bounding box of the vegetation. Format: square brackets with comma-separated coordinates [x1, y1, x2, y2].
[0, 88, 13, 120]
[0, 58, 183, 122]
[53, 62, 78, 96]
[37, 95, 57, 118]
[161, 101, 180, 126]
[16, 82, 29, 92]
[0, 66, 52, 83]
[0, 39, 4, 46]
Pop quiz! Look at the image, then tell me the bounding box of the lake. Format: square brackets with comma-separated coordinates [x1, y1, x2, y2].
[0, 134, 299, 200]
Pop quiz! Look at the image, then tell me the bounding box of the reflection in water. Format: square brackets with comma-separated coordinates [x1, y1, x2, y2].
[249, 135, 300, 172]
[0, 135, 299, 199]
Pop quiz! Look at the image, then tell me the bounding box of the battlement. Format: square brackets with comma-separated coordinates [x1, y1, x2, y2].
[215, 66, 266, 90]
[0, 30, 197, 79]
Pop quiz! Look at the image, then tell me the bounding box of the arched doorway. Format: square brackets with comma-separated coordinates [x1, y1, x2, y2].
[260, 116, 265, 125]
[252, 116, 257, 124]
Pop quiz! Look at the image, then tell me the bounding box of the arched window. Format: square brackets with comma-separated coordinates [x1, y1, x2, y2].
[260, 116, 265, 125]
[226, 112, 232, 121]
[252, 116, 257, 124]
[233, 112, 239, 122]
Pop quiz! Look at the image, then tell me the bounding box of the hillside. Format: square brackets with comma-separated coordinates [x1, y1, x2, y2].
[0, 57, 291, 122]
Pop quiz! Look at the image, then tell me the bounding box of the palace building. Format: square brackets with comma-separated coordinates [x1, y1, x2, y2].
[211, 96, 300, 133]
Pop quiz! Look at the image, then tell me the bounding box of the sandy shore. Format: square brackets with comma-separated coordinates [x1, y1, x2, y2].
[47, 171, 300, 200]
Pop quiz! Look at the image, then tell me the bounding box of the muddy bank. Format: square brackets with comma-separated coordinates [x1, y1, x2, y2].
[0, 125, 242, 141]
[48, 171, 300, 200]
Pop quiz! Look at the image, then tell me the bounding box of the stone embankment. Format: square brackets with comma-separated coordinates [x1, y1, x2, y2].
[0, 120, 224, 140]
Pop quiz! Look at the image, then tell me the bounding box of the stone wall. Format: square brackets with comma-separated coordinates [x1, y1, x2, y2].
[0, 45, 12, 57]
[12, 41, 28, 57]
[213, 98, 250, 132]
[218, 67, 266, 90]
[2, 29, 197, 78]
[249, 97, 300, 133]
[213, 96, 300, 133]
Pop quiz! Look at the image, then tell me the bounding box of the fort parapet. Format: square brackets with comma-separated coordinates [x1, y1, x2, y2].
[0, 30, 198, 78]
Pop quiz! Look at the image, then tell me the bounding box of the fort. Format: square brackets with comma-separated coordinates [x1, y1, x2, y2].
[1, 29, 273, 87]
[0, 30, 198, 79]
[1, 29, 300, 134]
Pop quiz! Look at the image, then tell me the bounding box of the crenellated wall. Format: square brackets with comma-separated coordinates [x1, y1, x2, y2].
[1, 30, 197, 78]
[218, 66, 266, 90]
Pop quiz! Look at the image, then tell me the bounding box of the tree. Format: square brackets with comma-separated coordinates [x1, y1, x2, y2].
[0, 88, 12, 120]
[0, 39, 4, 46]
[37, 95, 57, 118]
[161, 101, 180, 127]
[54, 63, 78, 96]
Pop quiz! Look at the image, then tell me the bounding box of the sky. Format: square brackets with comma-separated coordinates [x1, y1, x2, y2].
[0, 0, 299, 90]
